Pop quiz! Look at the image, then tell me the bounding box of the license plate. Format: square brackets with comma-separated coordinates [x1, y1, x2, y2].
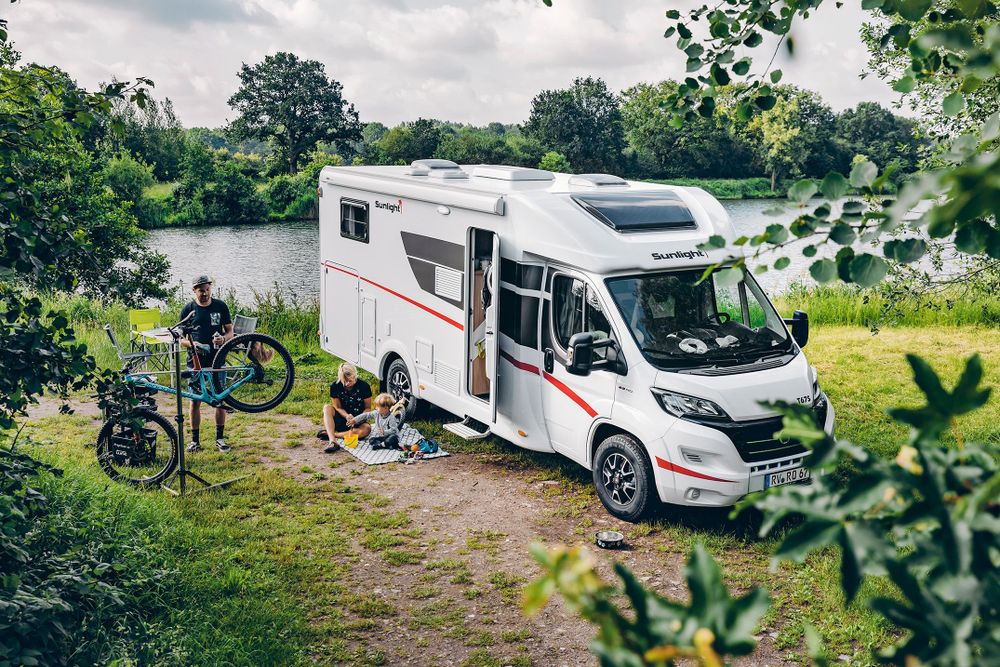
[765, 467, 811, 489]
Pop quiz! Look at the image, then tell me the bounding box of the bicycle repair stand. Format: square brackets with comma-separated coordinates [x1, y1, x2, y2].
[160, 335, 248, 496]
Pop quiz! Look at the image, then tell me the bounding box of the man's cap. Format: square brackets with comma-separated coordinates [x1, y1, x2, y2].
[192, 274, 213, 288]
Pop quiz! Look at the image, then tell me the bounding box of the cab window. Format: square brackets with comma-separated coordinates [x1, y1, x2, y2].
[552, 275, 613, 359]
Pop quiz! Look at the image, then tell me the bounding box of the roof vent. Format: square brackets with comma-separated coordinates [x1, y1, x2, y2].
[472, 165, 555, 182]
[428, 168, 468, 180]
[407, 159, 461, 176]
[568, 173, 628, 187]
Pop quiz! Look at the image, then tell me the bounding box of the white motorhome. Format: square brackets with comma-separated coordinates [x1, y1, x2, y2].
[318, 160, 834, 521]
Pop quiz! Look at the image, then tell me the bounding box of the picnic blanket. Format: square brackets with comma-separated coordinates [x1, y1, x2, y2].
[339, 424, 448, 466]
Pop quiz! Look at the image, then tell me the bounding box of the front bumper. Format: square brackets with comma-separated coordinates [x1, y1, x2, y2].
[650, 398, 835, 507]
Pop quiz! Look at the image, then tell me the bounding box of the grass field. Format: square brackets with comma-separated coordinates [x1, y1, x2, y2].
[13, 290, 1000, 665]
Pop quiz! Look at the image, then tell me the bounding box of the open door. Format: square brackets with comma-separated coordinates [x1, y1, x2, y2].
[485, 233, 500, 423]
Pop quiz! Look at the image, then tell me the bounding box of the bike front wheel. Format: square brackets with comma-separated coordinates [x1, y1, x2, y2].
[96, 408, 178, 487]
[212, 332, 295, 413]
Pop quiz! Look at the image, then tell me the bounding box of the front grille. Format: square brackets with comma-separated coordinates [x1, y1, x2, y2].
[690, 398, 827, 464]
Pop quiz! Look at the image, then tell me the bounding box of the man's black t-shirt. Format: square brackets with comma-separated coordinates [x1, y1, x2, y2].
[329, 380, 373, 416]
[179, 298, 232, 360]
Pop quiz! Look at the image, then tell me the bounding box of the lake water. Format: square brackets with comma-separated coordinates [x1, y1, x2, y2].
[146, 199, 830, 304]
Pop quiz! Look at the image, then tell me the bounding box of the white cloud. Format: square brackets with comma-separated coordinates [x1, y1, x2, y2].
[7, 0, 903, 129]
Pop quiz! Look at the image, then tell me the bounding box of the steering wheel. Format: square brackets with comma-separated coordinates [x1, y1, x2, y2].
[701, 312, 731, 326]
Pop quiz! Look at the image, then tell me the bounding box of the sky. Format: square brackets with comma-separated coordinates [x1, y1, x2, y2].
[8, 0, 901, 129]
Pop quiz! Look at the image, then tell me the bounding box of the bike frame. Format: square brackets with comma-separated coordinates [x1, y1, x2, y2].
[120, 325, 255, 405]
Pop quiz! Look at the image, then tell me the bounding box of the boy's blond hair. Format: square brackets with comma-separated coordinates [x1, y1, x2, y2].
[374, 392, 395, 408]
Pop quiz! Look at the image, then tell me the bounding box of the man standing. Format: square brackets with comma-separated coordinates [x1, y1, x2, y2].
[180, 275, 234, 452]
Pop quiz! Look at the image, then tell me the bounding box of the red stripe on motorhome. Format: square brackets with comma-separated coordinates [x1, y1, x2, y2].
[321, 262, 463, 330]
[500, 349, 598, 418]
[542, 371, 598, 418]
[499, 349, 540, 375]
[655, 456, 736, 483]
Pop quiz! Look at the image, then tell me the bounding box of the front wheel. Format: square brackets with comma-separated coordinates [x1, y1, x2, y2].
[212, 332, 295, 413]
[592, 434, 655, 522]
[96, 408, 178, 487]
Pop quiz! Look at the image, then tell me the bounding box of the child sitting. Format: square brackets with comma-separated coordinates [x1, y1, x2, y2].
[351, 393, 404, 450]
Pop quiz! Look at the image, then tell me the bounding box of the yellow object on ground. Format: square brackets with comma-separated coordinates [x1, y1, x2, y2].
[344, 433, 359, 449]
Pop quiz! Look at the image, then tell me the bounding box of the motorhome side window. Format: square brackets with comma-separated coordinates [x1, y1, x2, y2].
[552, 276, 613, 359]
[340, 199, 369, 243]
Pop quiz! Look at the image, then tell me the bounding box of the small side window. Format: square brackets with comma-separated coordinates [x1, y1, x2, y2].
[340, 199, 369, 243]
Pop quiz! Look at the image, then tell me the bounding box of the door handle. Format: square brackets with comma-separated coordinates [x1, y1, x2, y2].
[544, 348, 554, 374]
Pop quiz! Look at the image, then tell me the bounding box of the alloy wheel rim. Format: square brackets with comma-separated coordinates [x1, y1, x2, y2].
[601, 452, 636, 505]
[389, 369, 411, 401]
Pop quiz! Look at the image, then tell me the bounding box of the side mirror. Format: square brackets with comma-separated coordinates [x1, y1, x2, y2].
[566, 332, 595, 376]
[782, 310, 809, 348]
[566, 332, 626, 376]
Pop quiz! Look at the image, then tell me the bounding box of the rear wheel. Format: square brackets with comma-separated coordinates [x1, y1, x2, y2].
[212, 333, 295, 413]
[592, 433, 655, 522]
[96, 408, 177, 487]
[384, 358, 417, 421]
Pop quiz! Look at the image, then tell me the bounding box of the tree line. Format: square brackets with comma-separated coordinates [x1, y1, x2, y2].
[94, 52, 924, 228]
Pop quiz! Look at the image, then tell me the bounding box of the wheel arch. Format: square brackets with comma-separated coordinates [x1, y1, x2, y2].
[589, 421, 646, 469]
[376, 343, 420, 398]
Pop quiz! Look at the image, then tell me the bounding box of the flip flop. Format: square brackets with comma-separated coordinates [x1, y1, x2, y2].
[316, 429, 329, 441]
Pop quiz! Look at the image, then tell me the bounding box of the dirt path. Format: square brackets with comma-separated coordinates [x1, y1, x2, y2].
[241, 412, 793, 666]
[27, 399, 793, 666]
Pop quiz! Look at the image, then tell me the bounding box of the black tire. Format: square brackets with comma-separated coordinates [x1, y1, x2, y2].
[592, 433, 655, 522]
[383, 358, 418, 421]
[96, 408, 178, 487]
[212, 333, 295, 413]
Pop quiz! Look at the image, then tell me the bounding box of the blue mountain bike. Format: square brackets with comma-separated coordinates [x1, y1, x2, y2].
[97, 313, 294, 486]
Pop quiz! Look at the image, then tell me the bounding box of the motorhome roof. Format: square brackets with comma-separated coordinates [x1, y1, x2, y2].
[319, 163, 741, 274]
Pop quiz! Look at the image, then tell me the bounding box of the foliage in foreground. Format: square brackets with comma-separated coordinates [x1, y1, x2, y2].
[524, 543, 768, 666]
[528, 354, 998, 665]
[0, 443, 151, 665]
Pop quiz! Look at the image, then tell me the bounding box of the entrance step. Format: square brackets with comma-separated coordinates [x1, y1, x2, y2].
[443, 417, 491, 440]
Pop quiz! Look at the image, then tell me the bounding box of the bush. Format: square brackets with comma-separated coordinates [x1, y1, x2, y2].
[101, 151, 155, 205]
[0, 445, 164, 665]
[539, 151, 572, 172]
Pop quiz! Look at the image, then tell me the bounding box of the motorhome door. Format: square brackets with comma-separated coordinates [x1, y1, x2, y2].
[322, 262, 360, 364]
[540, 271, 617, 467]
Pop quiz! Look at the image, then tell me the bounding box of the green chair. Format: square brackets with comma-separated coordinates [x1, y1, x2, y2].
[128, 308, 169, 371]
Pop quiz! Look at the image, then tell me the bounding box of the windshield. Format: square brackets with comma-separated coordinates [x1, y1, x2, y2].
[605, 268, 793, 369]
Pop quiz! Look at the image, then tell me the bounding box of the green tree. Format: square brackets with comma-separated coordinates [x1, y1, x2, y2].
[538, 150, 571, 172]
[524, 76, 625, 174]
[741, 94, 804, 192]
[0, 31, 156, 426]
[837, 101, 923, 178]
[436, 126, 516, 165]
[103, 94, 187, 180]
[227, 52, 361, 174]
[620, 81, 754, 179]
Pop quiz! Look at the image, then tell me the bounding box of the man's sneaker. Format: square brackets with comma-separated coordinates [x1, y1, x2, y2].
[215, 438, 231, 452]
[186, 441, 201, 452]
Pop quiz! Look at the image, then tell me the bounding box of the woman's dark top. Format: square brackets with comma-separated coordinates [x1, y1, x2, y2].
[329, 380, 372, 416]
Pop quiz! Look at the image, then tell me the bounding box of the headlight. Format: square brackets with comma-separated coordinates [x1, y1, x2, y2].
[812, 379, 823, 405]
[651, 388, 730, 420]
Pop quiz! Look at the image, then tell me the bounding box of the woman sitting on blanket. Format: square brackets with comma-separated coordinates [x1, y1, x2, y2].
[319, 362, 372, 453]
[352, 393, 405, 450]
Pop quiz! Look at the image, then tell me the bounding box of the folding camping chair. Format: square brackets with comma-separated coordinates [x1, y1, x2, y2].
[127, 308, 170, 371]
[232, 315, 258, 336]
